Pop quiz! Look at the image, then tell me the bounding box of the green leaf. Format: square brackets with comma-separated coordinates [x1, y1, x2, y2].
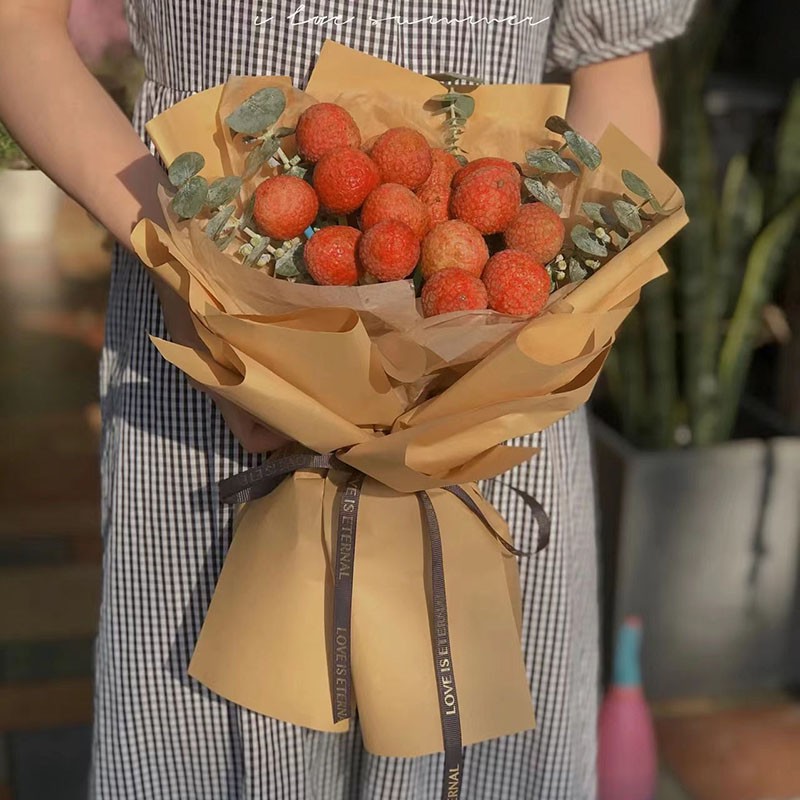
[273, 126, 296, 138]
[545, 115, 573, 135]
[612, 199, 643, 233]
[207, 176, 243, 208]
[239, 193, 256, 231]
[412, 264, 425, 296]
[274, 245, 303, 278]
[225, 88, 286, 135]
[214, 228, 238, 251]
[205, 204, 235, 240]
[525, 148, 574, 174]
[564, 130, 601, 170]
[244, 236, 270, 268]
[427, 71, 484, 86]
[171, 175, 209, 219]
[581, 202, 609, 225]
[568, 258, 589, 282]
[285, 164, 308, 179]
[562, 157, 581, 176]
[774, 81, 800, 209]
[621, 169, 654, 199]
[244, 136, 280, 179]
[167, 152, 205, 187]
[610, 229, 630, 251]
[570, 224, 608, 256]
[524, 178, 563, 213]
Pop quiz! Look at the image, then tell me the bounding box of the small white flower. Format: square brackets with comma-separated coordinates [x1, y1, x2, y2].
[595, 226, 605, 237]
[555, 270, 566, 280]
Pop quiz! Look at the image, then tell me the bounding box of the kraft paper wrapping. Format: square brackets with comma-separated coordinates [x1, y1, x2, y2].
[131, 40, 688, 757]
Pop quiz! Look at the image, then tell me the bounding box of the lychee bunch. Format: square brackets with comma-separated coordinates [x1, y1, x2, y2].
[304, 225, 361, 286]
[416, 148, 461, 227]
[504, 202, 565, 264]
[482, 250, 550, 316]
[370, 127, 433, 189]
[295, 103, 361, 163]
[253, 175, 319, 240]
[450, 166, 521, 234]
[451, 156, 521, 190]
[422, 268, 488, 317]
[358, 220, 420, 282]
[360, 183, 430, 239]
[420, 219, 488, 279]
[312, 146, 381, 214]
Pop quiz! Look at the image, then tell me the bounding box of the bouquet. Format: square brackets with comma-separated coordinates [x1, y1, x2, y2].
[131, 41, 688, 798]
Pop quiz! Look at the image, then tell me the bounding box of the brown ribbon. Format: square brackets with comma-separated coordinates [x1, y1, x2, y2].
[218, 448, 550, 800]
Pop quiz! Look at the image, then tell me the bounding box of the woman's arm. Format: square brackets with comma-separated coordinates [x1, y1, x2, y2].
[0, 0, 287, 452]
[564, 51, 662, 161]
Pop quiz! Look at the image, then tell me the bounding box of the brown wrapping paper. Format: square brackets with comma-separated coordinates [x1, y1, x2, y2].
[131, 41, 688, 757]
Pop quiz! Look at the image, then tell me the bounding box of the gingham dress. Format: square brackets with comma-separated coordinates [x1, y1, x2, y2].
[92, 2, 696, 798]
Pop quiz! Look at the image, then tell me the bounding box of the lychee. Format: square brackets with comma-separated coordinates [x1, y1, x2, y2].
[416, 182, 452, 229]
[304, 225, 361, 286]
[418, 148, 461, 192]
[450, 166, 521, 234]
[482, 250, 550, 316]
[357, 220, 420, 282]
[312, 146, 381, 214]
[504, 202, 565, 263]
[369, 127, 433, 189]
[452, 157, 521, 190]
[295, 103, 361, 163]
[360, 183, 429, 239]
[253, 175, 319, 240]
[421, 268, 488, 317]
[420, 220, 489, 279]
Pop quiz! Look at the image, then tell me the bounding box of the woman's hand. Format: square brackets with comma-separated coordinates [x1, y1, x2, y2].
[565, 51, 663, 161]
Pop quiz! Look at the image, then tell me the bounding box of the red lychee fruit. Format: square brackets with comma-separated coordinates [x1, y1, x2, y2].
[504, 202, 566, 263]
[357, 220, 420, 282]
[482, 250, 550, 316]
[451, 156, 521, 190]
[304, 225, 361, 286]
[421, 268, 488, 317]
[450, 166, 521, 234]
[415, 149, 461, 228]
[295, 103, 361, 163]
[312, 146, 381, 214]
[360, 183, 429, 239]
[369, 127, 433, 189]
[420, 219, 489, 280]
[418, 148, 461, 192]
[253, 175, 319, 240]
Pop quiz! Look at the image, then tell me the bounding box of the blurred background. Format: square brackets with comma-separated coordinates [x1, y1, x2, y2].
[0, 1, 798, 798]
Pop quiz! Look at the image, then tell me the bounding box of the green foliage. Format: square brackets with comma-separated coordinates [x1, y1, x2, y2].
[226, 88, 287, 135]
[0, 121, 32, 169]
[607, 0, 800, 448]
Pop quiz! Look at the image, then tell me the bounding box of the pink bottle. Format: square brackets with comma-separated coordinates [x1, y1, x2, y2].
[597, 616, 658, 800]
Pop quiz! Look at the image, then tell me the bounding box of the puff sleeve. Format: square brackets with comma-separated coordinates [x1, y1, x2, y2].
[546, 0, 699, 72]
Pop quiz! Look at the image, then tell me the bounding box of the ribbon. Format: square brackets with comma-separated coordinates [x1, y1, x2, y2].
[218, 448, 550, 800]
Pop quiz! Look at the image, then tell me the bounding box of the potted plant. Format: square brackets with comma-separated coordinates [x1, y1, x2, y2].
[591, 0, 800, 700]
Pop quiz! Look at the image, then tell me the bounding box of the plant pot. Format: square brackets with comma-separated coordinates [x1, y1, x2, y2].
[0, 168, 62, 246]
[590, 413, 800, 700]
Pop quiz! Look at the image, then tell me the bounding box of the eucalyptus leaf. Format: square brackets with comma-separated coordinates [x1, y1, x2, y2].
[214, 228, 238, 251]
[545, 115, 573, 135]
[610, 229, 630, 251]
[621, 169, 654, 199]
[285, 164, 308, 178]
[647, 194, 668, 214]
[171, 175, 209, 219]
[568, 258, 589, 282]
[225, 87, 286, 135]
[451, 94, 475, 118]
[274, 246, 302, 278]
[244, 237, 270, 268]
[524, 178, 563, 213]
[581, 202, 608, 225]
[563, 157, 581, 176]
[244, 136, 281, 179]
[564, 130, 601, 170]
[612, 199, 643, 232]
[570, 224, 608, 257]
[239, 193, 256, 232]
[207, 176, 243, 208]
[168, 151, 205, 187]
[427, 71, 484, 86]
[205, 203, 235, 240]
[273, 126, 296, 138]
[525, 148, 573, 174]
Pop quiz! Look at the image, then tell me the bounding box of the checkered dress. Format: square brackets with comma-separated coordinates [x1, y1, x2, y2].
[92, 2, 695, 798]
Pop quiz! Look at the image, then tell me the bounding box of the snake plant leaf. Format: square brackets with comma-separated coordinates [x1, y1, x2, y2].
[571, 224, 608, 256]
[526, 148, 574, 174]
[524, 178, 563, 213]
[205, 203, 235, 240]
[545, 115, 573, 135]
[622, 169, 654, 200]
[612, 199, 644, 233]
[207, 176, 243, 208]
[171, 175, 209, 219]
[167, 151, 205, 187]
[564, 130, 601, 170]
[774, 81, 800, 209]
[244, 236, 270, 268]
[226, 88, 286, 135]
